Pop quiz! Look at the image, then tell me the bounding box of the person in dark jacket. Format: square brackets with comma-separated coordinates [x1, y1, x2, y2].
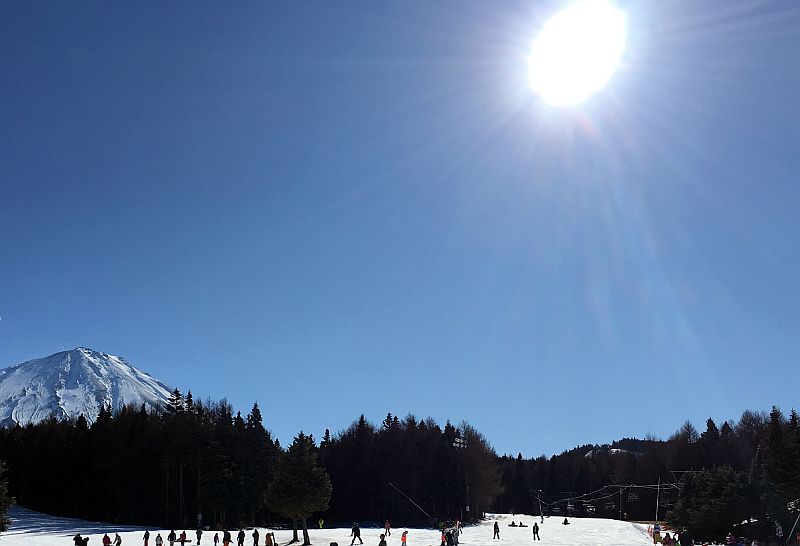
[196, 529, 203, 545]
[237, 529, 246, 546]
[168, 530, 177, 546]
[144, 530, 151, 546]
[351, 523, 363, 545]
[532, 523, 539, 541]
[493, 522, 500, 540]
[252, 529, 260, 546]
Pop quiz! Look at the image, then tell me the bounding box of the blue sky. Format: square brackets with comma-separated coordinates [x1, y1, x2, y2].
[1, 0, 799, 457]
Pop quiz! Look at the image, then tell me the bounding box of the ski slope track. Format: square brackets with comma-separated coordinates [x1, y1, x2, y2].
[0, 347, 171, 426]
[1, 508, 653, 545]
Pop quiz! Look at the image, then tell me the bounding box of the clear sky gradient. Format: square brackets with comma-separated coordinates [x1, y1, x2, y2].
[2, 1, 799, 457]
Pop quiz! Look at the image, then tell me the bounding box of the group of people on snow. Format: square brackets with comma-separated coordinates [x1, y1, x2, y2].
[493, 519, 540, 541]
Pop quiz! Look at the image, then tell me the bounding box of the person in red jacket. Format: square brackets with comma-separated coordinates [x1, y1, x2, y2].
[103, 534, 112, 546]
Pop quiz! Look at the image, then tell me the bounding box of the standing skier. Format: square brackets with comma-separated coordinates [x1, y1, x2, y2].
[532, 523, 539, 541]
[351, 523, 363, 545]
[493, 522, 500, 540]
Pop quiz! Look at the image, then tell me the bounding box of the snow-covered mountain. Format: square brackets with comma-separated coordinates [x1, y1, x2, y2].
[0, 347, 172, 426]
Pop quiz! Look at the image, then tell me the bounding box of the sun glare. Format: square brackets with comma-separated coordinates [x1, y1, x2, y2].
[528, 0, 627, 106]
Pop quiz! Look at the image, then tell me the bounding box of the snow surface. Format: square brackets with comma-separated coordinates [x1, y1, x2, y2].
[0, 347, 172, 426]
[1, 507, 653, 546]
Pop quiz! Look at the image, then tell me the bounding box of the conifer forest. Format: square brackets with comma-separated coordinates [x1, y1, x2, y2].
[0, 389, 798, 543]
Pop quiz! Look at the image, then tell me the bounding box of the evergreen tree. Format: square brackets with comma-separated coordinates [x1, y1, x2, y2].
[267, 432, 332, 546]
[0, 460, 14, 531]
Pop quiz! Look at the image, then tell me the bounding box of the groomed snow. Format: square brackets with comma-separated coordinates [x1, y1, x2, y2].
[1, 507, 652, 546]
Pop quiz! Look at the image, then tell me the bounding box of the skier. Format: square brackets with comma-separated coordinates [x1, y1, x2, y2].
[155, 534, 164, 546]
[144, 530, 151, 546]
[493, 522, 500, 540]
[253, 528, 260, 546]
[379, 534, 387, 546]
[351, 523, 364, 545]
[238, 529, 246, 546]
[532, 523, 539, 541]
[115, 533, 123, 546]
[401, 530, 408, 546]
[384, 521, 392, 536]
[168, 530, 177, 546]
[104, 534, 112, 546]
[197, 529, 203, 545]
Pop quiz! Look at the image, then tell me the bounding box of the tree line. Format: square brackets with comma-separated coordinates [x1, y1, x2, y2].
[0, 391, 798, 544]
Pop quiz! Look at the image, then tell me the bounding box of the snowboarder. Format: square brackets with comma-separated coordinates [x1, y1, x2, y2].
[179, 531, 188, 546]
[115, 533, 123, 546]
[168, 530, 177, 546]
[238, 529, 246, 546]
[351, 523, 363, 545]
[562, 519, 569, 526]
[401, 530, 408, 546]
[104, 534, 112, 546]
[155, 534, 164, 546]
[197, 529, 203, 545]
[493, 522, 500, 540]
[253, 529, 260, 546]
[532, 523, 539, 541]
[384, 521, 392, 536]
[379, 534, 387, 546]
[144, 530, 151, 546]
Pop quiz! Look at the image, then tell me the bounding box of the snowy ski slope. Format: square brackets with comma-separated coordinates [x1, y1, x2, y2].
[1, 507, 652, 546]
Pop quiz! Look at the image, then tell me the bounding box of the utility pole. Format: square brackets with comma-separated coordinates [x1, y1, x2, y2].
[453, 436, 468, 521]
[654, 478, 661, 523]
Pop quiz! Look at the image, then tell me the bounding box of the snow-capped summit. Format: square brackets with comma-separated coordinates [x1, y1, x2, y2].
[0, 347, 172, 426]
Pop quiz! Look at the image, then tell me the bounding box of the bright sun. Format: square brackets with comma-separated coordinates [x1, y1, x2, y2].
[528, 0, 627, 106]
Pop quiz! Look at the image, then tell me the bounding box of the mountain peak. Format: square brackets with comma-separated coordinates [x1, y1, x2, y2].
[0, 348, 172, 427]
